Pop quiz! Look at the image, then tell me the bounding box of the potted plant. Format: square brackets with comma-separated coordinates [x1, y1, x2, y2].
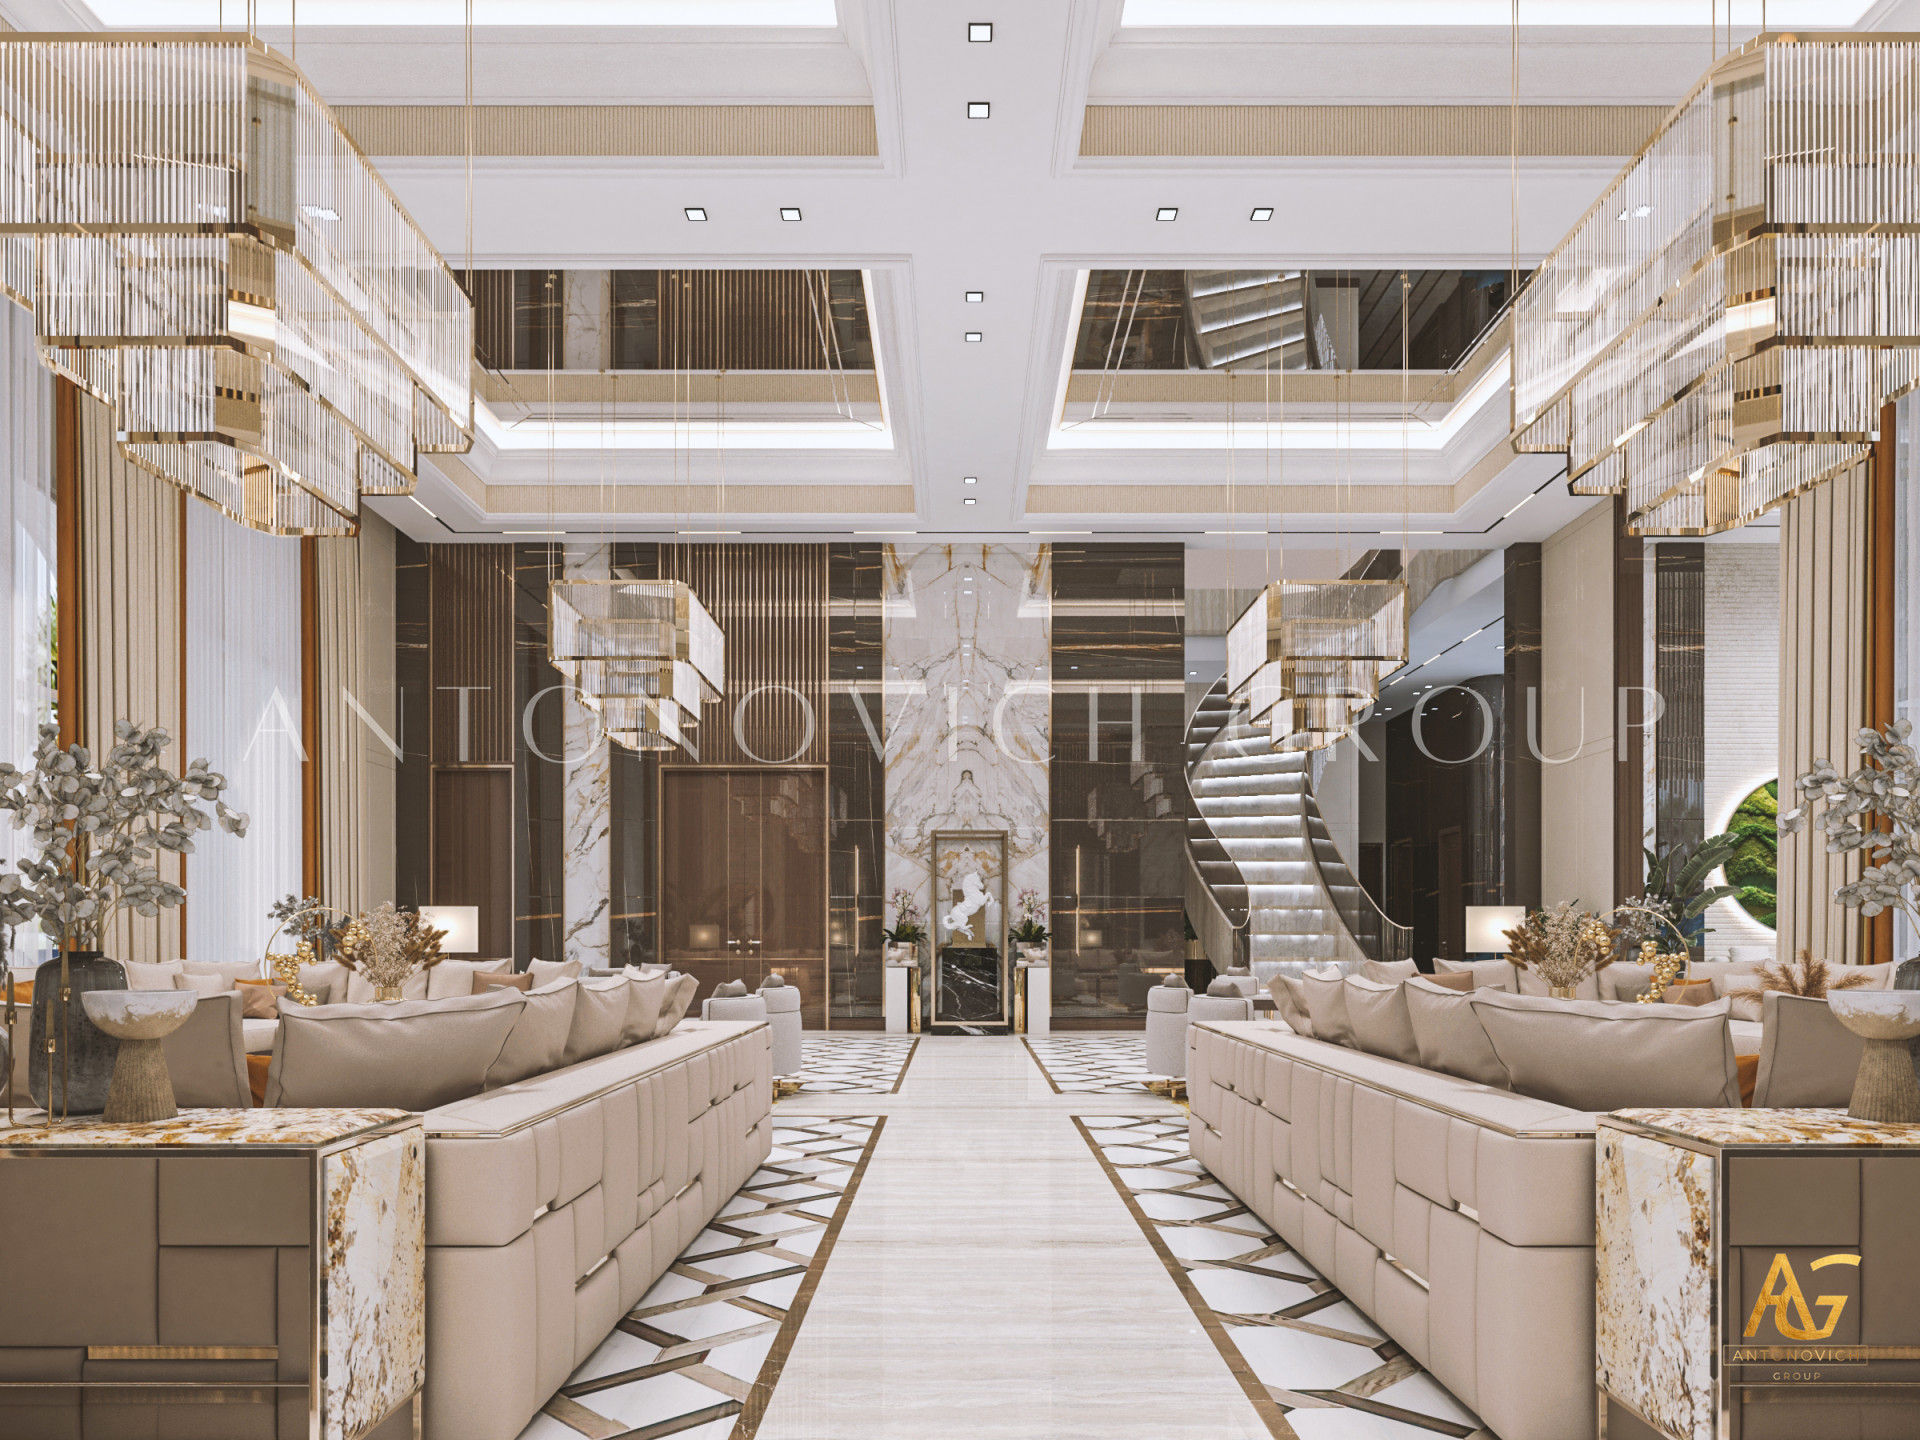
[1621, 831, 1742, 957]
[1503, 903, 1619, 999]
[882, 889, 925, 965]
[1781, 719, 1920, 989]
[1011, 889, 1050, 964]
[0, 721, 246, 1117]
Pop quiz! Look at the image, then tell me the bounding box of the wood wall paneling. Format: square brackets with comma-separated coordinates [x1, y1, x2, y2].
[1867, 405, 1898, 966]
[1501, 542, 1542, 909]
[430, 767, 514, 957]
[1613, 497, 1646, 908]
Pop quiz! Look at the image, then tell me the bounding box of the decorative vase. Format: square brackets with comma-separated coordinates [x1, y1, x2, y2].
[374, 983, 405, 1002]
[1549, 984, 1577, 1000]
[28, 951, 127, 1116]
[1826, 991, 1920, 1124]
[80, 989, 197, 1124]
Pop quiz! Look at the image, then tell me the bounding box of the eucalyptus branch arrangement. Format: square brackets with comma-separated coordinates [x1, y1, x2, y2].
[0, 721, 247, 951]
[882, 889, 925, 947]
[1011, 888, 1050, 946]
[1780, 719, 1920, 932]
[337, 902, 446, 998]
[1503, 902, 1620, 992]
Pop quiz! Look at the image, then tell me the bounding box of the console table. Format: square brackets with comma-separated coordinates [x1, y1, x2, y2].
[0, 1107, 424, 1440]
[1597, 1108, 1920, 1440]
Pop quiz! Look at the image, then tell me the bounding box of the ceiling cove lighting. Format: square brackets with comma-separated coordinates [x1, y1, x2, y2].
[0, 33, 473, 538]
[1119, 1, 1874, 25]
[1156, 207, 1179, 222]
[89, 1, 843, 23]
[967, 101, 991, 119]
[1227, 580, 1408, 752]
[968, 21, 994, 41]
[684, 206, 709, 221]
[779, 207, 802, 221]
[1250, 207, 1274, 222]
[1513, 34, 1920, 537]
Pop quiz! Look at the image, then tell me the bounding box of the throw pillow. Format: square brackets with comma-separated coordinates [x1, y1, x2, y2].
[173, 971, 231, 997]
[654, 973, 698, 1037]
[714, 978, 750, 998]
[1468, 988, 1741, 1109]
[182, 960, 265, 986]
[125, 960, 185, 991]
[264, 988, 525, 1109]
[1342, 976, 1421, 1065]
[484, 978, 579, 1088]
[298, 961, 351, 1006]
[474, 971, 534, 993]
[1433, 958, 1519, 991]
[1422, 970, 1473, 992]
[1717, 978, 1764, 1023]
[621, 971, 667, 1046]
[235, 978, 286, 1020]
[560, 977, 629, 1066]
[760, 974, 788, 989]
[1298, 970, 1357, 1048]
[1205, 976, 1242, 998]
[1359, 959, 1419, 985]
[1665, 979, 1718, 1007]
[529, 958, 582, 985]
[1267, 976, 1312, 1035]
[1405, 977, 1509, 1088]
[1608, 963, 1656, 1002]
[427, 960, 480, 1000]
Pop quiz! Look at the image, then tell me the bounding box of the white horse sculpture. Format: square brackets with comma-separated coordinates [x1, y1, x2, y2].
[941, 871, 990, 941]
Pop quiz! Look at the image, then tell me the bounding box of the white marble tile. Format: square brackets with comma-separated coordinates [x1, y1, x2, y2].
[1227, 1326, 1385, 1390]
[322, 1125, 425, 1440]
[560, 545, 611, 970]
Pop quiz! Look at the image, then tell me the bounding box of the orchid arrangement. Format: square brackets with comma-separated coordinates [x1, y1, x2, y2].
[882, 889, 925, 946]
[1780, 720, 1920, 931]
[0, 721, 247, 950]
[1011, 888, 1049, 945]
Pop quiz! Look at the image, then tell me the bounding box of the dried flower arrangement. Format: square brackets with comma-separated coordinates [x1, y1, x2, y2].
[1503, 902, 1620, 995]
[337, 902, 447, 1000]
[1747, 949, 1874, 1001]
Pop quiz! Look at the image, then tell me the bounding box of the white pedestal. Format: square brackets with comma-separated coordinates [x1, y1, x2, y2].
[883, 965, 914, 1033]
[1023, 966, 1051, 1037]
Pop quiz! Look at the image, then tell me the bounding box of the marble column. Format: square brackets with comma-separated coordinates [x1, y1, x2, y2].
[883, 545, 1049, 1019]
[561, 545, 612, 969]
[563, 270, 610, 371]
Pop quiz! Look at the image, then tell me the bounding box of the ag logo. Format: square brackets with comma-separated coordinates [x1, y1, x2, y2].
[1744, 1253, 1861, 1341]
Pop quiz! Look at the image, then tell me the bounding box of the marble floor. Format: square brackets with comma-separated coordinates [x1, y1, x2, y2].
[1023, 1032, 1157, 1093]
[789, 1034, 919, 1094]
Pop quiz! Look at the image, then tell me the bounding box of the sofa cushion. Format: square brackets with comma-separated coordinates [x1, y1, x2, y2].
[1422, 970, 1473, 992]
[561, 978, 629, 1066]
[1514, 967, 1605, 1001]
[529, 958, 582, 985]
[1147, 984, 1190, 1014]
[1664, 979, 1718, 1007]
[1404, 976, 1509, 1088]
[1359, 959, 1419, 984]
[476, 971, 534, 993]
[183, 960, 264, 986]
[174, 971, 231, 996]
[1752, 992, 1868, 1107]
[1433, 958, 1517, 991]
[654, 974, 698, 1038]
[620, 972, 666, 1046]
[427, 959, 513, 1000]
[264, 989, 525, 1108]
[234, 979, 288, 1020]
[1343, 976, 1420, 1064]
[485, 979, 579, 1089]
[1299, 970, 1357, 1047]
[1468, 988, 1741, 1109]
[298, 960, 351, 1004]
[757, 983, 801, 1015]
[125, 960, 184, 990]
[1269, 976, 1312, 1035]
[346, 966, 431, 1004]
[1608, 962, 1655, 1002]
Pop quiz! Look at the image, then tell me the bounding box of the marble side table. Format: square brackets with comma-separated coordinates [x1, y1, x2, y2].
[1597, 1108, 1920, 1440]
[1013, 960, 1050, 1037]
[0, 1108, 424, 1440]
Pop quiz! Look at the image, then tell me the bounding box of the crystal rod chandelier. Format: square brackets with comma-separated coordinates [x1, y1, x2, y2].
[1512, 34, 1920, 536]
[0, 33, 473, 536]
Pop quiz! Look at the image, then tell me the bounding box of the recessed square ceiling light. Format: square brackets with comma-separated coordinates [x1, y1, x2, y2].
[780, 206, 802, 221]
[968, 21, 993, 40]
[967, 101, 991, 119]
[1156, 206, 1178, 221]
[1250, 206, 1274, 221]
[965, 331, 983, 342]
[964, 496, 978, 505]
[965, 290, 984, 303]
[684, 206, 708, 221]
[964, 476, 978, 484]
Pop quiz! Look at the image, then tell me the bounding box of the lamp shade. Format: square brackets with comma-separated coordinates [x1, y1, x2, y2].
[1465, 906, 1528, 955]
[417, 905, 480, 955]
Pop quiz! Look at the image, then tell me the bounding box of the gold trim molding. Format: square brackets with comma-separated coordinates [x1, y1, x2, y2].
[339, 104, 879, 158]
[1080, 104, 1667, 158]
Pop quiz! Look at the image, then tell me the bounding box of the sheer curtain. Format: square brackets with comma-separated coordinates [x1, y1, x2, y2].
[0, 304, 54, 964]
[185, 503, 302, 964]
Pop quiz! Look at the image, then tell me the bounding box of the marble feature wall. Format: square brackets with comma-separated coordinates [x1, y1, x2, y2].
[323, 1124, 426, 1440]
[562, 545, 612, 968]
[1596, 1127, 1717, 1440]
[883, 546, 1050, 1008]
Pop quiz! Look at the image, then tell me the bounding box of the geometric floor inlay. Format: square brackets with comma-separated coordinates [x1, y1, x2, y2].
[1023, 1032, 1157, 1093]
[519, 1115, 884, 1440]
[789, 1034, 919, 1094]
[1077, 1114, 1492, 1440]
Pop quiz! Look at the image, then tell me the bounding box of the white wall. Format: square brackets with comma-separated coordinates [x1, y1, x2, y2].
[1700, 541, 1781, 961]
[1539, 502, 1616, 912]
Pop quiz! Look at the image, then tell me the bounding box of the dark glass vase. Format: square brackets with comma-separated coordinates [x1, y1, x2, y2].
[1896, 958, 1920, 990]
[28, 951, 127, 1116]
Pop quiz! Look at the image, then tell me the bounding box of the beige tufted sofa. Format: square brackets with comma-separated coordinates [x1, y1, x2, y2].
[419, 1018, 773, 1440]
[1188, 1020, 1599, 1440]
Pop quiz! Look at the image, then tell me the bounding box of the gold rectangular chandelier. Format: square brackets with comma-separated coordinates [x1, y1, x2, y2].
[1227, 579, 1407, 751]
[1512, 33, 1920, 536]
[0, 34, 472, 536]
